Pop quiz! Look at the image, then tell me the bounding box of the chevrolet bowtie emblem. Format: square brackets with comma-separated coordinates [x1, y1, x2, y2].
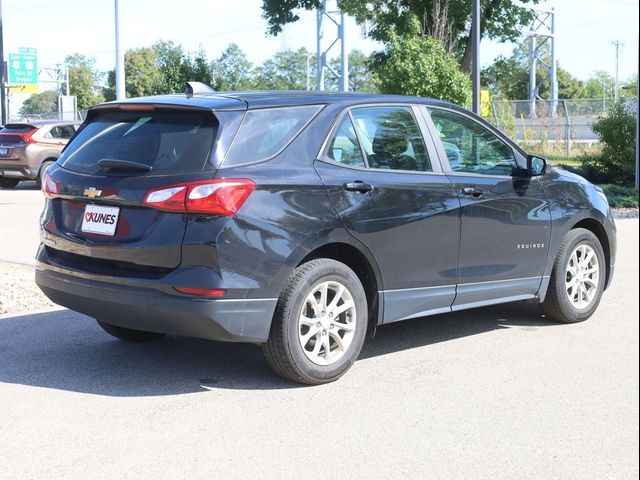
[83, 187, 102, 198]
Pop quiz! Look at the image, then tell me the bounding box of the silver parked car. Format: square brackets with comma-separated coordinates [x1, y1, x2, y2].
[0, 121, 80, 188]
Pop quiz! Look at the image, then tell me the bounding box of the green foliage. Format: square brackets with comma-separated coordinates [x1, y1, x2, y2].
[584, 71, 615, 99]
[482, 43, 585, 100]
[124, 47, 163, 98]
[151, 41, 212, 94]
[212, 44, 256, 91]
[255, 48, 313, 90]
[64, 54, 104, 109]
[581, 101, 637, 184]
[19, 90, 58, 116]
[599, 184, 639, 208]
[370, 17, 471, 105]
[262, 0, 541, 72]
[327, 50, 377, 92]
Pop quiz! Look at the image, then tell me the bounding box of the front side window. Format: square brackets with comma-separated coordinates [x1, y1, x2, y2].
[224, 105, 321, 166]
[428, 108, 517, 176]
[350, 107, 432, 172]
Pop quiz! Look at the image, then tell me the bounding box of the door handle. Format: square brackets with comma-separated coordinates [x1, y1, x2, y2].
[344, 181, 373, 193]
[462, 187, 485, 198]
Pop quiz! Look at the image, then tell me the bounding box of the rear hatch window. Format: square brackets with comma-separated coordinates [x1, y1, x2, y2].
[59, 109, 218, 175]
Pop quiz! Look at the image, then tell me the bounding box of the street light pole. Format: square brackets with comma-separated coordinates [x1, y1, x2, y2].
[114, 0, 125, 100]
[471, 0, 480, 115]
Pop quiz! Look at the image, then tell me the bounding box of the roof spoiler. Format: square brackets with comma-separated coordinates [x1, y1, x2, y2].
[185, 81, 216, 97]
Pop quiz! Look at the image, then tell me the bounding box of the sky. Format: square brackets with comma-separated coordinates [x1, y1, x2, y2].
[2, 0, 639, 90]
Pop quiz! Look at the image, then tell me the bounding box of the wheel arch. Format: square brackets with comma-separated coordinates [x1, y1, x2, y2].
[298, 242, 383, 332]
[570, 218, 612, 289]
[38, 156, 58, 172]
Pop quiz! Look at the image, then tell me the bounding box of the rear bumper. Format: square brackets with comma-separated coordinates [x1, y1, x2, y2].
[0, 163, 35, 179]
[35, 263, 277, 343]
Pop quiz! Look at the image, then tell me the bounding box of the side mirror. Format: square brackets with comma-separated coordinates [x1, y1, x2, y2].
[527, 156, 547, 177]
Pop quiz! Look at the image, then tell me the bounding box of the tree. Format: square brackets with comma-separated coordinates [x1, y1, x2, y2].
[19, 91, 58, 116]
[64, 54, 104, 109]
[124, 47, 163, 98]
[261, 0, 542, 73]
[370, 16, 471, 105]
[255, 48, 313, 90]
[584, 71, 615, 99]
[482, 43, 585, 100]
[211, 44, 255, 91]
[153, 40, 186, 93]
[327, 49, 377, 92]
[152, 41, 212, 94]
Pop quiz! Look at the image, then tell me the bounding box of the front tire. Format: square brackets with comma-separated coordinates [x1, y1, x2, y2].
[96, 320, 166, 342]
[264, 259, 368, 385]
[542, 228, 606, 323]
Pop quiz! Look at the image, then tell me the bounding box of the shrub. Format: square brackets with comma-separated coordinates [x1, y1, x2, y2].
[581, 102, 637, 185]
[600, 184, 639, 208]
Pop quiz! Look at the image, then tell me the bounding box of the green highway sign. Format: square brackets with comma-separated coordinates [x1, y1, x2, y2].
[9, 48, 38, 85]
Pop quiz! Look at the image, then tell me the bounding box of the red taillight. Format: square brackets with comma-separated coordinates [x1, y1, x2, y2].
[143, 179, 256, 216]
[23, 130, 38, 144]
[42, 172, 59, 198]
[173, 287, 226, 297]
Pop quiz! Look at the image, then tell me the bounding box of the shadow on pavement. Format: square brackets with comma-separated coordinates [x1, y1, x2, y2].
[0, 302, 554, 396]
[13, 181, 39, 191]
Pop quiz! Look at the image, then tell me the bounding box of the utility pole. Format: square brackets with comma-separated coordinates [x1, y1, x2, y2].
[525, 9, 557, 117]
[316, 0, 348, 92]
[636, 57, 640, 188]
[471, 0, 480, 115]
[114, 0, 125, 100]
[612, 40, 622, 102]
[0, 0, 6, 125]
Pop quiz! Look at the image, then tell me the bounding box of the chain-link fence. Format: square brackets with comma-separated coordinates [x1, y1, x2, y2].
[7, 110, 87, 123]
[489, 98, 638, 155]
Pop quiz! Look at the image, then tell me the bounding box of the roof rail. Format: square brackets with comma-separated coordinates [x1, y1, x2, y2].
[185, 81, 216, 97]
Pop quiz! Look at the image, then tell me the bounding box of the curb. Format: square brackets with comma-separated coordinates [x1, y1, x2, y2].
[612, 208, 639, 219]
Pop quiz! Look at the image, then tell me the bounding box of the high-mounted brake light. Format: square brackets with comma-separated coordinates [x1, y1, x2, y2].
[118, 104, 156, 111]
[143, 179, 256, 216]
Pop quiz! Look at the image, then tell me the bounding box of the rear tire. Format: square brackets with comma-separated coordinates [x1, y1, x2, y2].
[96, 320, 166, 342]
[0, 177, 19, 189]
[264, 259, 368, 385]
[541, 228, 606, 323]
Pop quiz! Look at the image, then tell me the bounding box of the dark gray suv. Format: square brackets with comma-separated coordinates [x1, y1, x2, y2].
[35, 85, 617, 384]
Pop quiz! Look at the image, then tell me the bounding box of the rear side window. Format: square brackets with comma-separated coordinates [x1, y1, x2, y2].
[224, 106, 321, 166]
[59, 110, 218, 175]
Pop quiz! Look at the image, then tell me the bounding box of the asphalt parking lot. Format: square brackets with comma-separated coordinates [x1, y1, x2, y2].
[0, 184, 638, 479]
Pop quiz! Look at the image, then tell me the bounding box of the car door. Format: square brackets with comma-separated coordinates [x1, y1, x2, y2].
[423, 106, 551, 309]
[314, 105, 461, 323]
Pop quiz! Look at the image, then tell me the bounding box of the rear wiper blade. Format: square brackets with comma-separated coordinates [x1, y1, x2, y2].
[97, 158, 152, 172]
